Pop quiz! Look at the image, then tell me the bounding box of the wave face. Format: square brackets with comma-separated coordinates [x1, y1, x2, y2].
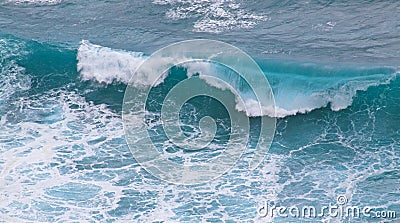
[1, 33, 400, 223]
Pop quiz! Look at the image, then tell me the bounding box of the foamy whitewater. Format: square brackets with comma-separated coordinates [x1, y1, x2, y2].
[1, 0, 399, 222]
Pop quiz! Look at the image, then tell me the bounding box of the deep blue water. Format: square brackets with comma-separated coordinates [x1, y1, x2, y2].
[0, 0, 399, 222]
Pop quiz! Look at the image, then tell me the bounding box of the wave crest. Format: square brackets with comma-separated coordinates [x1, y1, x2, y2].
[77, 40, 146, 84]
[76, 41, 399, 118]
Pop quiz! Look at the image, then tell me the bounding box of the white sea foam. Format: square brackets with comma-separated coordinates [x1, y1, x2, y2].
[0, 38, 31, 109]
[153, 0, 268, 33]
[0, 87, 287, 222]
[0, 90, 126, 221]
[6, 0, 62, 5]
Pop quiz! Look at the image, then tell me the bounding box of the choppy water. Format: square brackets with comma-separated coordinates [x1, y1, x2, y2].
[0, 0, 399, 222]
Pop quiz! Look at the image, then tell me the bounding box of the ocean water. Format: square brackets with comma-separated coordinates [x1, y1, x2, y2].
[0, 0, 399, 222]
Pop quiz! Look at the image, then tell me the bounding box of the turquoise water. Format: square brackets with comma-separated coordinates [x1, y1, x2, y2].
[0, 1, 399, 222]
